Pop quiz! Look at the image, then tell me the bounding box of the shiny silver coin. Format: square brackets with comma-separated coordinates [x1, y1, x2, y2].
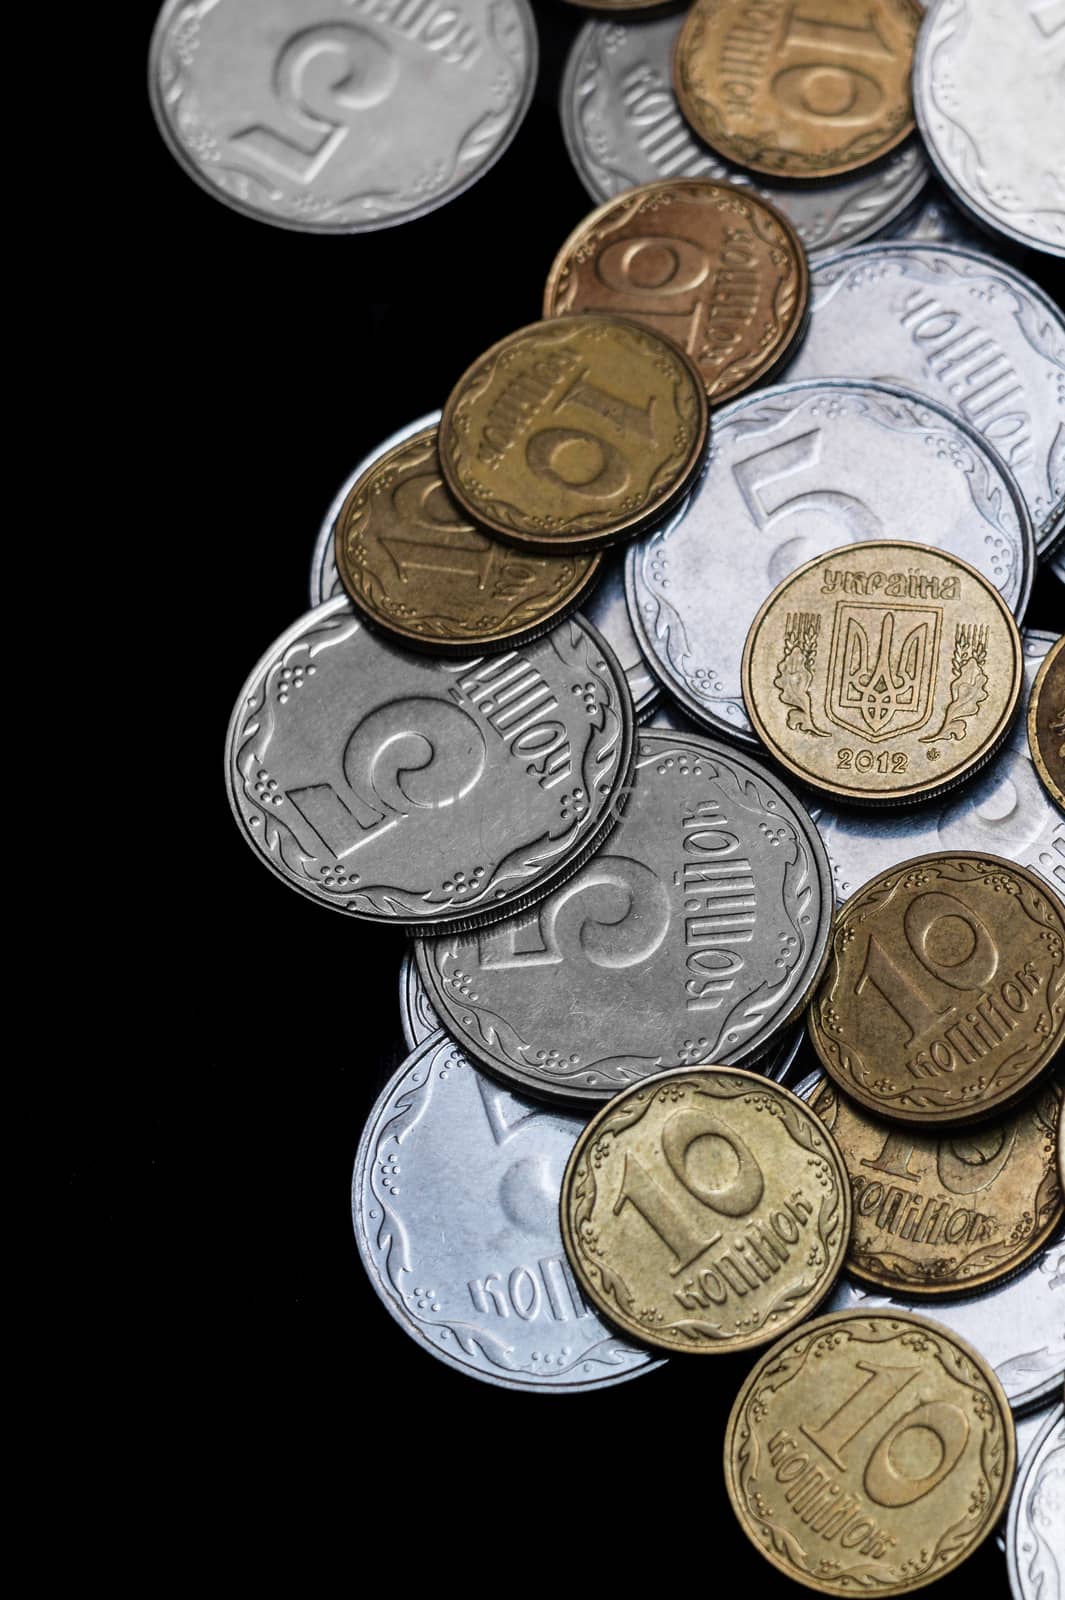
[352, 1031, 660, 1391]
[399, 950, 441, 1050]
[1001, 1407, 1056, 1555]
[625, 378, 1035, 744]
[888, 184, 986, 250]
[559, 15, 927, 259]
[781, 243, 1065, 554]
[149, 0, 537, 233]
[416, 730, 832, 1102]
[809, 629, 1065, 904]
[1007, 1404, 1065, 1597]
[1051, 547, 1065, 588]
[915, 0, 1065, 260]
[226, 600, 635, 930]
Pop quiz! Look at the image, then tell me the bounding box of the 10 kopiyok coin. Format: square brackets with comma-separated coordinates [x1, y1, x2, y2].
[1028, 632, 1065, 812]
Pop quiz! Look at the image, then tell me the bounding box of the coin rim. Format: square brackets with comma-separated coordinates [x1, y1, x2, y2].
[1005, 1401, 1065, 1600]
[1027, 632, 1065, 813]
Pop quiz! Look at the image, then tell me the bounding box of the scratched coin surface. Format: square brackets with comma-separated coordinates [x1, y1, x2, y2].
[1029, 633, 1065, 813]
[674, 0, 920, 180]
[725, 1309, 1015, 1595]
[148, 0, 538, 232]
[809, 631, 1065, 904]
[915, 0, 1065, 259]
[225, 599, 634, 930]
[416, 730, 832, 1101]
[809, 852, 1065, 1127]
[352, 1032, 660, 1391]
[742, 541, 1024, 804]
[1008, 1404, 1065, 1600]
[560, 1067, 851, 1354]
[560, 15, 929, 252]
[439, 314, 709, 552]
[628, 382, 1033, 748]
[780, 243, 1065, 555]
[544, 180, 808, 404]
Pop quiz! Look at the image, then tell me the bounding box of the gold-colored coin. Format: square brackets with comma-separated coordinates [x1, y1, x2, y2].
[809, 852, 1065, 1128]
[674, 0, 920, 180]
[543, 180, 808, 405]
[559, 1066, 851, 1355]
[1028, 631, 1065, 812]
[724, 1309, 1015, 1596]
[808, 1073, 1063, 1294]
[439, 314, 708, 553]
[741, 541, 1023, 805]
[332, 425, 601, 654]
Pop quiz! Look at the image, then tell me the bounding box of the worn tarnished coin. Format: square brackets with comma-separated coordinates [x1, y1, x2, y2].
[742, 541, 1024, 804]
[780, 243, 1065, 555]
[915, 0, 1065, 259]
[561, 16, 929, 253]
[725, 1309, 1015, 1595]
[399, 950, 441, 1050]
[560, 1067, 851, 1354]
[332, 424, 601, 652]
[809, 852, 1065, 1127]
[544, 180, 808, 404]
[225, 599, 635, 930]
[352, 1033, 660, 1391]
[628, 382, 1034, 746]
[806, 1071, 1063, 1295]
[674, 0, 920, 180]
[417, 730, 832, 1101]
[810, 631, 1065, 905]
[1029, 633, 1065, 813]
[439, 314, 708, 553]
[149, 0, 537, 232]
[1007, 1404, 1065, 1600]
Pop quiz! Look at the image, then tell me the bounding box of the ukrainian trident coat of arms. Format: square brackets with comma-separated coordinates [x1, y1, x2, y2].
[826, 603, 941, 741]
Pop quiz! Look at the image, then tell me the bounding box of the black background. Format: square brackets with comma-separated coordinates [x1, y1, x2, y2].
[123, 0, 1062, 1581]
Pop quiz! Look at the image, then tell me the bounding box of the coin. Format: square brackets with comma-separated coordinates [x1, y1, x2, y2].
[915, 0, 1065, 259]
[439, 314, 708, 553]
[742, 541, 1024, 804]
[888, 184, 984, 250]
[560, 16, 929, 253]
[1051, 549, 1065, 589]
[583, 555, 660, 720]
[673, 0, 920, 180]
[544, 180, 808, 404]
[1007, 1404, 1065, 1599]
[1001, 1407, 1054, 1552]
[352, 1032, 661, 1391]
[225, 599, 635, 930]
[416, 730, 832, 1101]
[810, 630, 1065, 904]
[1029, 634, 1065, 813]
[149, 0, 537, 232]
[724, 1309, 1015, 1595]
[780, 243, 1065, 555]
[560, 1067, 851, 1354]
[399, 950, 441, 1051]
[628, 381, 1034, 747]
[808, 852, 1065, 1126]
[806, 1070, 1063, 1295]
[332, 424, 601, 653]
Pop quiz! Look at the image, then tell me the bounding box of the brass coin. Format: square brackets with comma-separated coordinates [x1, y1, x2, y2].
[439, 313, 709, 553]
[333, 425, 601, 654]
[559, 1066, 851, 1355]
[724, 1309, 1016, 1596]
[808, 1074, 1063, 1295]
[809, 852, 1065, 1128]
[544, 180, 809, 405]
[741, 541, 1024, 805]
[1028, 632, 1065, 812]
[674, 0, 920, 180]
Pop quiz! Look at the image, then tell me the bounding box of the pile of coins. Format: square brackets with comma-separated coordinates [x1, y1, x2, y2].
[151, 0, 1065, 1591]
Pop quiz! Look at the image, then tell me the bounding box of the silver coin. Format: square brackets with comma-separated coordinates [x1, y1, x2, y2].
[625, 377, 1035, 744]
[149, 0, 537, 233]
[583, 557, 659, 723]
[1051, 547, 1065, 587]
[351, 1031, 660, 1391]
[399, 950, 441, 1050]
[781, 243, 1065, 554]
[558, 16, 928, 258]
[1005, 1408, 1057, 1556]
[226, 600, 635, 930]
[416, 730, 832, 1102]
[888, 183, 986, 250]
[1007, 1404, 1065, 1597]
[915, 0, 1065, 260]
[809, 629, 1065, 904]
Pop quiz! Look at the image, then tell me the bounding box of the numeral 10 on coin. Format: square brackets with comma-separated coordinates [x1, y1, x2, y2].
[855, 890, 999, 1043]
